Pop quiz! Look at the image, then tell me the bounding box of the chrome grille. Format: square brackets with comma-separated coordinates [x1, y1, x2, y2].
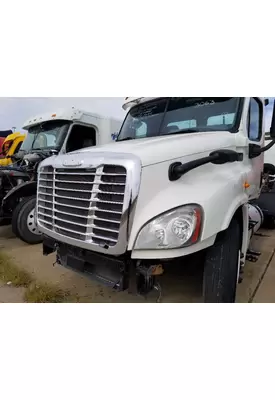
[37, 165, 127, 247]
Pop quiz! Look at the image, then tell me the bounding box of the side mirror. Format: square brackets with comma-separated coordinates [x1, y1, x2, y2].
[269, 99, 275, 139]
[265, 99, 269, 106]
[249, 99, 275, 158]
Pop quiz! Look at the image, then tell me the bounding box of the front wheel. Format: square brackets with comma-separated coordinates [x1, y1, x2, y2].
[262, 164, 275, 193]
[202, 218, 241, 303]
[12, 196, 43, 245]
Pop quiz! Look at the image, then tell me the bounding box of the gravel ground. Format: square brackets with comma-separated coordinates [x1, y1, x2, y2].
[1, 225, 275, 303]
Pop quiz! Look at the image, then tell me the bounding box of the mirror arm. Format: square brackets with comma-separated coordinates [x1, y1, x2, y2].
[249, 139, 275, 159]
[169, 154, 219, 181]
[168, 150, 242, 181]
[261, 139, 275, 153]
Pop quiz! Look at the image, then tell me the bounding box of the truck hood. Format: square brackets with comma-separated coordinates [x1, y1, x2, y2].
[71, 131, 236, 167]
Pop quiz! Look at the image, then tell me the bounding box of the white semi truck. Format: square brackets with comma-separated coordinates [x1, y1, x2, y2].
[36, 97, 275, 302]
[1, 107, 122, 244]
[21, 108, 122, 151]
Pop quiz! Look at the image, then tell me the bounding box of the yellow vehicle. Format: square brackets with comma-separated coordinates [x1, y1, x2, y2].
[0, 132, 26, 166]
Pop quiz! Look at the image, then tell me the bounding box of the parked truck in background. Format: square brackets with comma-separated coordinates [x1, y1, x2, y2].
[0, 131, 26, 166]
[0, 130, 13, 150]
[0, 107, 122, 244]
[36, 97, 275, 303]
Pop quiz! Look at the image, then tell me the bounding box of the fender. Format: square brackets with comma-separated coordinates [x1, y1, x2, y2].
[128, 160, 249, 258]
[264, 162, 275, 173]
[2, 181, 37, 211]
[220, 203, 249, 264]
[220, 193, 248, 232]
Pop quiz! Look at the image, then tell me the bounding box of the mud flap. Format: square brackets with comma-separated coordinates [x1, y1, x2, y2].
[43, 236, 56, 256]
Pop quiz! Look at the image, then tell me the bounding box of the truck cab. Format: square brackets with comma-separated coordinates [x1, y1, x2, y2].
[1, 107, 122, 244]
[37, 97, 275, 303]
[21, 108, 122, 154]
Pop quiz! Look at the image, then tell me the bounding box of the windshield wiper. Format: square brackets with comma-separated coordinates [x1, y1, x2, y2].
[117, 129, 199, 142]
[116, 137, 134, 142]
[168, 128, 199, 135]
[31, 148, 46, 151]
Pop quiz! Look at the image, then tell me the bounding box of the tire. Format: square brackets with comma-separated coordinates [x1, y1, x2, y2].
[203, 218, 241, 303]
[12, 196, 31, 237]
[262, 214, 275, 230]
[262, 164, 275, 193]
[11, 196, 43, 245]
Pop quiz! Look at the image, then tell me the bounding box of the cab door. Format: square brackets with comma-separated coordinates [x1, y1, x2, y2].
[246, 97, 265, 199]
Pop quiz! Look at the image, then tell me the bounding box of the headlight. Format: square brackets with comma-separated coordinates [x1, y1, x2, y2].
[134, 205, 202, 250]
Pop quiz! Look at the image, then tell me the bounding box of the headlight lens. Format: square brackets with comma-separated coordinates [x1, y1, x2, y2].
[134, 205, 202, 250]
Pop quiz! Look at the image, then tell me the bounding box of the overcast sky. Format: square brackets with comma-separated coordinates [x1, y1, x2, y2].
[0, 97, 274, 132]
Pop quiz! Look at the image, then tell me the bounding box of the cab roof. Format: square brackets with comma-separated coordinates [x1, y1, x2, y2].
[122, 97, 268, 111]
[122, 97, 158, 110]
[22, 107, 112, 130]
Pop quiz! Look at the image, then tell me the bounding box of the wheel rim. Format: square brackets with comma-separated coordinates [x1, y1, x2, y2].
[27, 208, 42, 236]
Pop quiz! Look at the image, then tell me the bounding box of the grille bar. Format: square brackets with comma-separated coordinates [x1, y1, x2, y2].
[51, 207, 121, 223]
[40, 219, 52, 226]
[48, 192, 124, 205]
[55, 172, 126, 176]
[51, 214, 120, 232]
[46, 178, 125, 186]
[53, 223, 118, 243]
[40, 185, 124, 196]
[38, 199, 122, 214]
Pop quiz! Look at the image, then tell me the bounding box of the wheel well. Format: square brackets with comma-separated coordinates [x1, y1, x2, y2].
[2, 181, 37, 213]
[11, 188, 37, 207]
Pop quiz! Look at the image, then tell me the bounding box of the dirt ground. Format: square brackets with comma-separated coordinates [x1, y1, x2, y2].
[1, 225, 275, 303]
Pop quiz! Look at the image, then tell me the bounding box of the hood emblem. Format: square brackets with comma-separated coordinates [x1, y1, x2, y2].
[63, 158, 83, 167]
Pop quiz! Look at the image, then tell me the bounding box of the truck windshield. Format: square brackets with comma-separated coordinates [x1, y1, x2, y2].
[117, 97, 242, 141]
[21, 120, 70, 152]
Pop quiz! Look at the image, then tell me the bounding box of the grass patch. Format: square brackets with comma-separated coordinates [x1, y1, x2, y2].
[0, 250, 76, 303]
[24, 282, 76, 303]
[0, 251, 33, 287]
